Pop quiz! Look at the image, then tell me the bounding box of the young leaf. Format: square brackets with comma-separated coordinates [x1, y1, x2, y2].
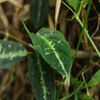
[0, 40, 27, 69]
[30, 0, 49, 29]
[28, 51, 56, 100]
[30, 28, 72, 85]
[66, 0, 80, 11]
[87, 70, 100, 87]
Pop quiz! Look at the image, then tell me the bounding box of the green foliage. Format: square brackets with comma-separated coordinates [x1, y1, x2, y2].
[28, 51, 56, 100]
[71, 78, 82, 87]
[29, 28, 72, 85]
[87, 70, 100, 87]
[74, 94, 78, 100]
[30, 0, 49, 29]
[66, 0, 80, 11]
[78, 94, 94, 100]
[0, 40, 27, 68]
[1, 0, 100, 100]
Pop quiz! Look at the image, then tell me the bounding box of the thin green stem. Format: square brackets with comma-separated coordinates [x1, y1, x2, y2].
[61, 82, 84, 100]
[0, 30, 35, 50]
[76, 17, 100, 57]
[62, 0, 100, 59]
[72, 27, 83, 63]
[21, 20, 31, 36]
[82, 72, 90, 95]
[73, 0, 93, 62]
[56, 77, 66, 100]
[77, 0, 85, 16]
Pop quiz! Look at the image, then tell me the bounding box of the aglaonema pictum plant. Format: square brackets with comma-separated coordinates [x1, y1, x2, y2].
[1, 0, 100, 100]
[22, 21, 73, 100]
[0, 20, 72, 100]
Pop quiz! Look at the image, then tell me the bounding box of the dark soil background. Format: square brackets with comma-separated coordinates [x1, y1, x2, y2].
[0, 0, 100, 100]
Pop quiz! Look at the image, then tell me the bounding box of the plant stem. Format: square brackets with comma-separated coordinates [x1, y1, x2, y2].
[61, 82, 84, 100]
[76, 16, 100, 57]
[56, 77, 66, 100]
[60, 1, 99, 99]
[73, 0, 93, 62]
[0, 30, 35, 50]
[77, 0, 85, 16]
[62, 0, 100, 58]
[21, 20, 31, 36]
[82, 72, 90, 96]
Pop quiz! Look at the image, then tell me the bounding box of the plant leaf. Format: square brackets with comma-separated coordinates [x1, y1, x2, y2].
[30, 0, 49, 29]
[28, 51, 56, 100]
[87, 70, 100, 87]
[30, 28, 72, 85]
[74, 94, 78, 100]
[66, 0, 80, 11]
[0, 40, 27, 69]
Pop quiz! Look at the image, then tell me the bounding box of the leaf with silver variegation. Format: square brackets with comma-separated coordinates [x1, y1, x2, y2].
[0, 40, 27, 69]
[30, 28, 72, 85]
[28, 51, 56, 100]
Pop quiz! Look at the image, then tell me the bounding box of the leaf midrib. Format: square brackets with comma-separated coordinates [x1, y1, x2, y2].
[37, 33, 69, 82]
[36, 52, 48, 100]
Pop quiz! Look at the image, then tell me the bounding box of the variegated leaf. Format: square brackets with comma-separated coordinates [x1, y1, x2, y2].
[28, 51, 56, 100]
[0, 40, 27, 68]
[30, 28, 72, 84]
[30, 0, 49, 29]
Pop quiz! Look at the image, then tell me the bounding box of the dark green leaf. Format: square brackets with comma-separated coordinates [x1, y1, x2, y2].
[30, 28, 72, 85]
[30, 0, 49, 29]
[87, 70, 100, 87]
[0, 40, 27, 69]
[28, 51, 56, 100]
